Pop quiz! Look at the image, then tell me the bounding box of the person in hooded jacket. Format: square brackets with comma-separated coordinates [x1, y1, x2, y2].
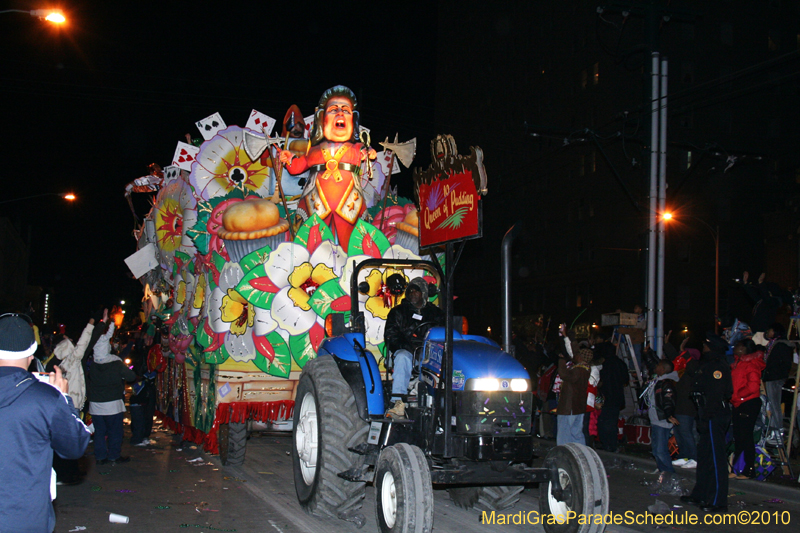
[384, 276, 445, 419]
[50, 318, 95, 485]
[681, 333, 733, 514]
[646, 359, 679, 473]
[671, 346, 701, 468]
[761, 322, 793, 431]
[729, 339, 766, 479]
[88, 320, 136, 464]
[0, 314, 91, 533]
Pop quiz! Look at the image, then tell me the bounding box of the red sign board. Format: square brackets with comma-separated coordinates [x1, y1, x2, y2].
[418, 171, 481, 248]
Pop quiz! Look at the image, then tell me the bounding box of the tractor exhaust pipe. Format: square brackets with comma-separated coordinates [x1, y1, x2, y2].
[502, 223, 521, 354]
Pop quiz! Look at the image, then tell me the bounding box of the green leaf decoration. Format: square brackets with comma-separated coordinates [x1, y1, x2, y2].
[252, 332, 291, 378]
[188, 201, 212, 255]
[235, 264, 276, 310]
[289, 332, 317, 369]
[436, 206, 469, 230]
[212, 251, 227, 281]
[175, 251, 190, 265]
[348, 219, 391, 257]
[308, 279, 348, 318]
[293, 214, 334, 248]
[203, 347, 228, 364]
[239, 246, 272, 273]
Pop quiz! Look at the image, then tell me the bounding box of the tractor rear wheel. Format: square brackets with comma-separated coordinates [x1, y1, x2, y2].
[292, 355, 369, 520]
[219, 421, 247, 466]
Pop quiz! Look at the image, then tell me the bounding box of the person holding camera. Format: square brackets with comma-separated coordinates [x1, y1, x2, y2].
[0, 313, 91, 532]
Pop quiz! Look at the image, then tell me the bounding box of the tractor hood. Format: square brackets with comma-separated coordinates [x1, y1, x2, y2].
[421, 327, 531, 391]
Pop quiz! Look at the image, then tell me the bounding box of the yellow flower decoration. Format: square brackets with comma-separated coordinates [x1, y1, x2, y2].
[176, 280, 187, 305]
[286, 262, 337, 312]
[364, 268, 405, 320]
[193, 273, 206, 310]
[220, 289, 254, 336]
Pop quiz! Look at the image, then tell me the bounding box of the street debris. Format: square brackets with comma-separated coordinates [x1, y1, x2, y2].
[647, 499, 671, 515]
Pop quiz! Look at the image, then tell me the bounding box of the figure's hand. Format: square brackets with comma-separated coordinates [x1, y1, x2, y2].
[50, 365, 69, 394]
[89, 318, 95, 325]
[360, 147, 377, 161]
[103, 308, 109, 321]
[278, 149, 294, 165]
[758, 272, 766, 284]
[665, 329, 672, 342]
[668, 416, 679, 425]
[680, 336, 689, 351]
[743, 271, 749, 283]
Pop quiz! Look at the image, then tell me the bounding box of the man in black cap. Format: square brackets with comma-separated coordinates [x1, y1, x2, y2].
[681, 332, 732, 513]
[384, 277, 444, 418]
[0, 313, 91, 532]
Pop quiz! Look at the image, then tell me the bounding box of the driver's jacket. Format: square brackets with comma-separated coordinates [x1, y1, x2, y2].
[385, 300, 445, 355]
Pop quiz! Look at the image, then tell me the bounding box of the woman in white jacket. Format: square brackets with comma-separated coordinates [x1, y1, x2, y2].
[52, 318, 94, 411]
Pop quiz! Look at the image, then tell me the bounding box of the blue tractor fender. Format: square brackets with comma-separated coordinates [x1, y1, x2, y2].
[421, 327, 531, 391]
[317, 332, 385, 421]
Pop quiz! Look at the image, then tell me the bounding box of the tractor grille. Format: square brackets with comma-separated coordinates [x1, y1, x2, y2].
[454, 391, 533, 436]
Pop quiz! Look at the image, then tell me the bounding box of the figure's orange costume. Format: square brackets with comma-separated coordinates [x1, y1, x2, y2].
[285, 141, 365, 249]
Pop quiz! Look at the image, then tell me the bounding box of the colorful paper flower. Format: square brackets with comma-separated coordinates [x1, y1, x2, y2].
[189, 126, 271, 200]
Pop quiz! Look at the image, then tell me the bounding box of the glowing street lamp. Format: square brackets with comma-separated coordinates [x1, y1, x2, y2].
[0, 192, 77, 205]
[0, 9, 66, 24]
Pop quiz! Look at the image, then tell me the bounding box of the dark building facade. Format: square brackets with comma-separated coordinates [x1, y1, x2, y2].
[435, 1, 800, 340]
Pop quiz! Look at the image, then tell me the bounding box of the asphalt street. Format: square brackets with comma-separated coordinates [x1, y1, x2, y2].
[52, 422, 800, 533]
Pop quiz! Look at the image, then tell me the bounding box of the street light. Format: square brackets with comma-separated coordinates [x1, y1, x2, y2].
[0, 9, 66, 24]
[0, 192, 76, 205]
[663, 211, 720, 334]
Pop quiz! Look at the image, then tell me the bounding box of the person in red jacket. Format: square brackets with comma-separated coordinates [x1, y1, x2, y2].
[729, 339, 766, 479]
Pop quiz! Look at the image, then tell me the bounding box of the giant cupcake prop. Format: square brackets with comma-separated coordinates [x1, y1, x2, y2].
[218, 198, 289, 262]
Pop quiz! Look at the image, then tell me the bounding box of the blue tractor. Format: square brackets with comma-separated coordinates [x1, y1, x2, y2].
[292, 257, 609, 533]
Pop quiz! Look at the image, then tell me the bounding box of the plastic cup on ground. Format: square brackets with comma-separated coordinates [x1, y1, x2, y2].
[109, 513, 129, 524]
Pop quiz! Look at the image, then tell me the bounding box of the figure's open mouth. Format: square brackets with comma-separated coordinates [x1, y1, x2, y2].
[335, 119, 346, 128]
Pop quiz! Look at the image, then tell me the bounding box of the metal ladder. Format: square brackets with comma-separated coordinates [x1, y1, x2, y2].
[613, 331, 644, 410]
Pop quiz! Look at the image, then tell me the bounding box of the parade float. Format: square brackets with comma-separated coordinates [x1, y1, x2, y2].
[124, 86, 436, 462]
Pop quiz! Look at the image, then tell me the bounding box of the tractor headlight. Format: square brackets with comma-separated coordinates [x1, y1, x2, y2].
[510, 379, 529, 392]
[470, 378, 500, 391]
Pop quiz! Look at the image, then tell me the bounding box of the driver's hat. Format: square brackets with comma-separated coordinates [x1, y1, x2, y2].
[406, 277, 429, 301]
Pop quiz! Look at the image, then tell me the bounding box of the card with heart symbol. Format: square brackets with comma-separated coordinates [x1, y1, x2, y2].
[172, 142, 200, 171]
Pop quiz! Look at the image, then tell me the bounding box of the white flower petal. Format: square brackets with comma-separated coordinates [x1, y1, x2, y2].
[384, 244, 420, 261]
[218, 262, 244, 291]
[365, 313, 386, 346]
[254, 306, 277, 336]
[208, 287, 231, 334]
[309, 241, 347, 275]
[272, 287, 315, 336]
[226, 330, 256, 363]
[265, 242, 310, 289]
[339, 253, 371, 293]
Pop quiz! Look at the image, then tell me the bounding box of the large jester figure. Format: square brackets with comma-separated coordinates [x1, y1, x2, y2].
[279, 86, 376, 251]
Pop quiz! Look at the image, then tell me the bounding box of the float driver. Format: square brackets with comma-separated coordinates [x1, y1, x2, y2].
[384, 277, 444, 419]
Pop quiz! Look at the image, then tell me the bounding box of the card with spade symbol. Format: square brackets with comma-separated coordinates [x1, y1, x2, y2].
[245, 109, 276, 136]
[196, 112, 227, 140]
[163, 165, 181, 183]
[172, 141, 200, 172]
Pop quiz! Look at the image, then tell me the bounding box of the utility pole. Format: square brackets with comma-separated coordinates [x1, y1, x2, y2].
[597, 1, 698, 356]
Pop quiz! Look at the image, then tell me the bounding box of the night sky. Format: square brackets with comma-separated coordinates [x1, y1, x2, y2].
[1, 1, 438, 331]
